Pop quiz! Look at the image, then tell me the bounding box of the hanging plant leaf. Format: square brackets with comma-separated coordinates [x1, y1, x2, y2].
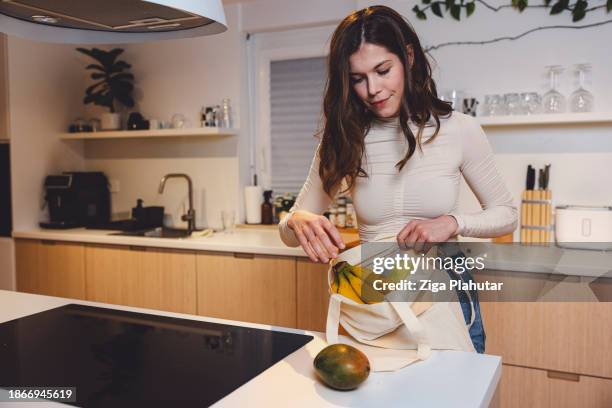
[466, 2, 476, 16]
[608, 0, 612, 12]
[445, 0, 454, 11]
[422, 0, 432, 4]
[544, 0, 552, 5]
[517, 0, 528, 12]
[450, 4, 461, 20]
[572, 8, 586, 20]
[91, 72, 106, 80]
[413, 5, 427, 19]
[572, 0, 588, 21]
[550, 0, 569, 14]
[575, 0, 588, 11]
[432, 2, 444, 17]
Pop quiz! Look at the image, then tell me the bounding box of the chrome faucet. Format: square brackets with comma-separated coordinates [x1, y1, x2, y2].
[158, 173, 196, 233]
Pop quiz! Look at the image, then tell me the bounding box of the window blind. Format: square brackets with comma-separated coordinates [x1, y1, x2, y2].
[270, 57, 326, 194]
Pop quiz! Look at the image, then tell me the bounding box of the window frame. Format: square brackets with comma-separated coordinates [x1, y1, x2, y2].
[249, 25, 335, 189]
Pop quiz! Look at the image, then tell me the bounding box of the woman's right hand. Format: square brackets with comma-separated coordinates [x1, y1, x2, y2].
[287, 210, 346, 263]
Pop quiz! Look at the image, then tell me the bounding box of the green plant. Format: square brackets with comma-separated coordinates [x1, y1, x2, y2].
[412, 0, 612, 22]
[76, 48, 135, 113]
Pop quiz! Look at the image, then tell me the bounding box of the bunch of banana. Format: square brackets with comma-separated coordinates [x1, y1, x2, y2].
[331, 261, 414, 304]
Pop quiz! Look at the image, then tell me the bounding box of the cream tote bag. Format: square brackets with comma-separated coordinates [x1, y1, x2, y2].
[326, 238, 476, 372]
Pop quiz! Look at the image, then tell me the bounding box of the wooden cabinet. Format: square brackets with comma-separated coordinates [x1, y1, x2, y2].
[475, 268, 612, 405]
[296, 259, 329, 332]
[499, 364, 612, 408]
[481, 302, 612, 379]
[196, 252, 296, 327]
[85, 244, 197, 314]
[15, 239, 86, 299]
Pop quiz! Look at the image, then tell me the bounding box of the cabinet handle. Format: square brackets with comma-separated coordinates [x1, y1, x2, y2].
[233, 252, 255, 259]
[41, 240, 57, 246]
[547, 370, 580, 382]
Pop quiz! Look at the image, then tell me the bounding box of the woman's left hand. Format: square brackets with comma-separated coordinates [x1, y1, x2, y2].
[396, 215, 459, 253]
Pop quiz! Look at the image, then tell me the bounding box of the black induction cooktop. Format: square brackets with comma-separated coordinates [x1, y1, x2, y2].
[0, 304, 313, 407]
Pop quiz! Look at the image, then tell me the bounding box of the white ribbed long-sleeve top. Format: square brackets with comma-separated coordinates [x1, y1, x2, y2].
[279, 112, 518, 245]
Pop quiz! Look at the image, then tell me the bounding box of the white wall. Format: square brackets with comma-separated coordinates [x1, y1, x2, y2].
[243, 0, 612, 240]
[80, 5, 244, 229]
[7, 36, 86, 231]
[354, 0, 612, 239]
[6, 0, 612, 236]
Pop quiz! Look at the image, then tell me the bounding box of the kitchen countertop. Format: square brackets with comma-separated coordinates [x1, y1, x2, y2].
[13, 227, 309, 257]
[12, 228, 612, 278]
[0, 290, 501, 407]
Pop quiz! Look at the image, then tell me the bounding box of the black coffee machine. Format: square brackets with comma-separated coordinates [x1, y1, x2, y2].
[40, 172, 110, 229]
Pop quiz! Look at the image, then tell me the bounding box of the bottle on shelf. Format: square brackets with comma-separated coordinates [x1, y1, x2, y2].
[221, 98, 232, 128]
[261, 190, 274, 225]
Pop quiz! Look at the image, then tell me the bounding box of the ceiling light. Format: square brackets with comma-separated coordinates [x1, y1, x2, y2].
[31, 15, 59, 24]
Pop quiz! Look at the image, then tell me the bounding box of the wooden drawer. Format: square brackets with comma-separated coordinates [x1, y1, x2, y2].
[16, 239, 86, 300]
[85, 244, 197, 314]
[499, 364, 612, 408]
[296, 259, 329, 332]
[480, 302, 612, 379]
[196, 252, 297, 327]
[475, 269, 612, 379]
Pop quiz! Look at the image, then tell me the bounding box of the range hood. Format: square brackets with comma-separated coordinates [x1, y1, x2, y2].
[0, 0, 227, 43]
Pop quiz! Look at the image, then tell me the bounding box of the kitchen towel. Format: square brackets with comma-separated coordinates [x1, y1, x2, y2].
[244, 185, 263, 224]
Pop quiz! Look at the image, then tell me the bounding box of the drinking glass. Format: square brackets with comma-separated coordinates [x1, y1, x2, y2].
[542, 65, 566, 113]
[570, 63, 594, 112]
[504, 93, 521, 115]
[442, 90, 464, 111]
[488, 94, 506, 116]
[520, 92, 542, 115]
[222, 210, 236, 233]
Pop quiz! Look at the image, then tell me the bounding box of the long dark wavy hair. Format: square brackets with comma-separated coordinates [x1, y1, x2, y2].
[319, 5, 452, 196]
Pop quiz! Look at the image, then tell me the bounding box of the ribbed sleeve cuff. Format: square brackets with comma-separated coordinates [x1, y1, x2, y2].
[278, 212, 300, 247]
[447, 213, 465, 236]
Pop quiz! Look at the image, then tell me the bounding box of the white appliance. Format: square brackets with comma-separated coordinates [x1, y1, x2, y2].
[555, 205, 612, 250]
[0, 0, 226, 43]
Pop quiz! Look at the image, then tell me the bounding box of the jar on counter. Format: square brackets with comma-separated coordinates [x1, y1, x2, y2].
[345, 203, 355, 228]
[328, 207, 337, 227]
[336, 206, 346, 228]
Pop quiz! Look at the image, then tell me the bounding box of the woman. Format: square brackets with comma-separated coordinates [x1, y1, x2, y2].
[278, 6, 517, 353]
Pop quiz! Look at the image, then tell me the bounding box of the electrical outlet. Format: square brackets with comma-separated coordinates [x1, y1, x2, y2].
[109, 179, 120, 193]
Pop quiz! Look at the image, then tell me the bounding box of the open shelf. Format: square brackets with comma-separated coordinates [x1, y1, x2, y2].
[60, 127, 238, 140]
[477, 112, 612, 128]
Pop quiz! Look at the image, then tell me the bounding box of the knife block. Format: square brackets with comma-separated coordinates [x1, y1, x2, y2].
[520, 189, 553, 245]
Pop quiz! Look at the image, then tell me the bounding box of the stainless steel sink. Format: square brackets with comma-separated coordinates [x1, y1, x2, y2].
[111, 227, 193, 239]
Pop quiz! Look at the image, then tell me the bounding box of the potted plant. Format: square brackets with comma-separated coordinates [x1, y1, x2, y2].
[77, 47, 135, 130]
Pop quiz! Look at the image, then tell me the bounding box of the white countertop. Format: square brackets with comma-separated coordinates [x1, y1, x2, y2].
[13, 227, 307, 257]
[0, 290, 501, 407]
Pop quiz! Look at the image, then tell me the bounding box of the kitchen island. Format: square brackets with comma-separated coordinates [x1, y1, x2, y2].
[0, 289, 501, 407]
